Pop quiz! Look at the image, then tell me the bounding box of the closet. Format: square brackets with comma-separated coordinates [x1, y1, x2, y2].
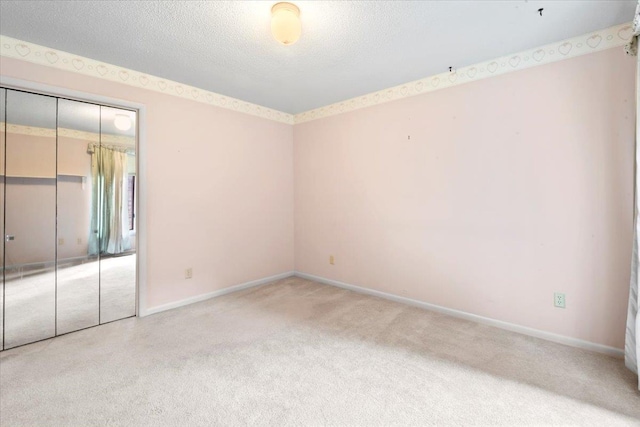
[0, 88, 138, 350]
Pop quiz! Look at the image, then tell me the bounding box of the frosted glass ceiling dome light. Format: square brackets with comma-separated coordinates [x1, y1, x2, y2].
[114, 114, 132, 131]
[271, 2, 301, 46]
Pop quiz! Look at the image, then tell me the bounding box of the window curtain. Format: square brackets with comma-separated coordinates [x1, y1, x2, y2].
[88, 144, 131, 256]
[625, 1, 640, 390]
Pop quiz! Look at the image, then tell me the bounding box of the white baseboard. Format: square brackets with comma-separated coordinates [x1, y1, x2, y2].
[140, 271, 295, 317]
[295, 271, 624, 359]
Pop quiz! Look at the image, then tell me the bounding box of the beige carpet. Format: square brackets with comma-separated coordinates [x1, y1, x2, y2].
[0, 276, 638, 426]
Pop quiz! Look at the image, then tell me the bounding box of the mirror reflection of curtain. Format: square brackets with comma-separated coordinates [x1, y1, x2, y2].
[88, 144, 131, 255]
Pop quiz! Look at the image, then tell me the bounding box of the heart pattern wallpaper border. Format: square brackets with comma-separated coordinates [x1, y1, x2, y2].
[0, 22, 633, 125]
[1, 35, 295, 125]
[294, 22, 633, 124]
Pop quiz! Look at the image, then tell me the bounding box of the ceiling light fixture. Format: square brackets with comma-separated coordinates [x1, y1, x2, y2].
[114, 114, 132, 131]
[271, 2, 301, 46]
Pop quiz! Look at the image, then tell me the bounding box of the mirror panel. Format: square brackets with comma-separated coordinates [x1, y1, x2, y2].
[98, 106, 136, 323]
[3, 90, 57, 349]
[0, 88, 5, 350]
[56, 99, 100, 335]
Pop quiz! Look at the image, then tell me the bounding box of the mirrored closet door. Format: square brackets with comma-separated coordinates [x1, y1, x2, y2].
[4, 90, 57, 349]
[0, 88, 138, 350]
[0, 88, 5, 349]
[56, 99, 101, 335]
[98, 106, 137, 324]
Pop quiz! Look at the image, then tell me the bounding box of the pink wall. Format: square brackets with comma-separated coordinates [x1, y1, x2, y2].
[4, 177, 55, 265]
[294, 47, 636, 349]
[0, 57, 294, 309]
[57, 136, 95, 260]
[4, 133, 56, 265]
[6, 133, 55, 178]
[2, 46, 635, 350]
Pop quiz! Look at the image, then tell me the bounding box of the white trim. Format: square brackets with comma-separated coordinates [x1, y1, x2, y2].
[0, 76, 149, 320]
[0, 35, 294, 125]
[295, 271, 624, 359]
[136, 103, 147, 319]
[293, 22, 634, 124]
[140, 271, 295, 317]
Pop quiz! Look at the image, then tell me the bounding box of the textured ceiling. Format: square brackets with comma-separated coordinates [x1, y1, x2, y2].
[0, 1, 635, 115]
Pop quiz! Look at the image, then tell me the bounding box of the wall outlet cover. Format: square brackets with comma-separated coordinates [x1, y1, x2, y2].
[554, 292, 566, 308]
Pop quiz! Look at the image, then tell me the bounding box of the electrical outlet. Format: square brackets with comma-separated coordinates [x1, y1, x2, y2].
[185, 268, 193, 279]
[329, 255, 335, 265]
[58, 238, 64, 246]
[554, 292, 566, 308]
[77, 238, 82, 245]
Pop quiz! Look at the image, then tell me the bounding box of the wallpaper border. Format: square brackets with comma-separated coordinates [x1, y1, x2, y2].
[0, 36, 295, 125]
[0, 22, 633, 126]
[294, 22, 634, 124]
[2, 122, 135, 146]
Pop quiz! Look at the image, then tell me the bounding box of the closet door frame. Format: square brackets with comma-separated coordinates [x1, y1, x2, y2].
[0, 76, 148, 318]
